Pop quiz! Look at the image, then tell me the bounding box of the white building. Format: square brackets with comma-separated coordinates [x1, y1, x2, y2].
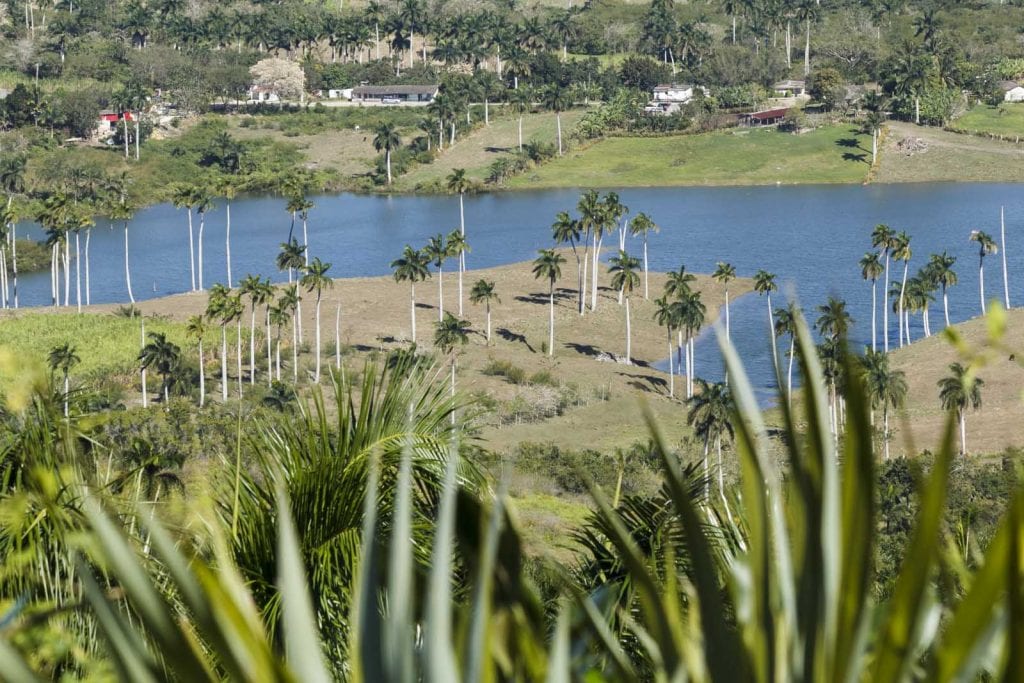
[1001, 81, 1024, 103]
[247, 86, 280, 103]
[773, 79, 807, 97]
[652, 83, 696, 104]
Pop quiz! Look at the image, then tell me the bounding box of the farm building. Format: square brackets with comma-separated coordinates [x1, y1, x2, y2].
[1000, 81, 1024, 103]
[350, 85, 438, 104]
[740, 107, 790, 127]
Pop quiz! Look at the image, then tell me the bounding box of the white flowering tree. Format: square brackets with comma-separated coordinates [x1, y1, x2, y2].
[249, 58, 306, 103]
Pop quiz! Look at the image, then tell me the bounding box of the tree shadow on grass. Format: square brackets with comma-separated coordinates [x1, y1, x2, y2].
[497, 327, 535, 353]
[616, 371, 668, 393]
[515, 290, 574, 305]
[842, 151, 869, 164]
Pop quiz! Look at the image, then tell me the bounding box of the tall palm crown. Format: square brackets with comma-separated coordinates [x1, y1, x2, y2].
[186, 315, 206, 342]
[433, 312, 471, 354]
[969, 230, 998, 260]
[206, 283, 231, 319]
[608, 250, 640, 295]
[654, 296, 682, 331]
[938, 362, 983, 413]
[928, 252, 958, 290]
[686, 379, 734, 446]
[532, 249, 565, 287]
[679, 291, 707, 335]
[445, 168, 473, 196]
[665, 265, 697, 299]
[860, 350, 908, 413]
[508, 86, 532, 115]
[278, 286, 300, 315]
[774, 304, 797, 339]
[446, 230, 469, 260]
[816, 296, 852, 341]
[891, 231, 912, 264]
[753, 270, 777, 296]
[871, 223, 895, 254]
[276, 240, 306, 274]
[552, 211, 581, 247]
[469, 279, 498, 306]
[860, 252, 883, 282]
[391, 245, 430, 284]
[629, 212, 658, 240]
[713, 261, 736, 286]
[0, 154, 27, 196]
[601, 191, 628, 228]
[47, 343, 80, 378]
[577, 190, 602, 238]
[424, 234, 449, 270]
[300, 258, 333, 297]
[139, 332, 182, 395]
[372, 122, 401, 154]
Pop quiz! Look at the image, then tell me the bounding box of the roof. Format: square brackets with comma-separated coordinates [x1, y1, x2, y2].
[773, 79, 805, 89]
[653, 83, 693, 91]
[999, 80, 1021, 91]
[745, 107, 790, 120]
[352, 85, 438, 95]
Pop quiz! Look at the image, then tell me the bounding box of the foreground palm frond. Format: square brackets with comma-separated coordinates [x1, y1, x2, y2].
[218, 354, 482, 667]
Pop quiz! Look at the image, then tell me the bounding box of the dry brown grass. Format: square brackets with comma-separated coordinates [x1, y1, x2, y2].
[228, 121, 378, 176]
[889, 308, 1024, 456]
[83, 257, 746, 454]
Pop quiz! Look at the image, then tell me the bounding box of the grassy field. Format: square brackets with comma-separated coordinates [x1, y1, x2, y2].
[507, 125, 874, 189]
[872, 121, 1024, 184]
[949, 103, 1024, 138]
[395, 108, 588, 191]
[0, 311, 189, 383]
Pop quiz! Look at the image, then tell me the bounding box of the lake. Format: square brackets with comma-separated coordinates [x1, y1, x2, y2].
[9, 183, 1024, 397]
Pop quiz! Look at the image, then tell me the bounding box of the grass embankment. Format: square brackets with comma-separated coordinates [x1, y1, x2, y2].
[507, 125, 874, 189]
[395, 109, 588, 191]
[872, 121, 1024, 184]
[949, 103, 1024, 138]
[889, 308, 1024, 456]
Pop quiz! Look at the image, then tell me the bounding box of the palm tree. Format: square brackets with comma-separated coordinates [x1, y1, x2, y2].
[193, 191, 214, 291]
[298, 197, 315, 266]
[774, 304, 798, 400]
[859, 252, 884, 352]
[373, 122, 401, 185]
[139, 332, 182, 405]
[860, 349, 908, 459]
[47, 342, 80, 417]
[277, 239, 307, 285]
[654, 296, 681, 398]
[630, 213, 659, 299]
[107, 200, 137, 304]
[269, 304, 289, 380]
[861, 91, 887, 164]
[215, 177, 236, 287]
[170, 185, 198, 291]
[469, 279, 499, 344]
[0, 203, 18, 308]
[938, 362, 984, 456]
[871, 224, 895, 352]
[279, 286, 301, 382]
[686, 379, 734, 498]
[301, 258, 333, 383]
[928, 251, 957, 327]
[532, 249, 565, 357]
[433, 312, 471, 417]
[509, 87, 532, 151]
[552, 210, 584, 314]
[753, 269, 779, 366]
[795, 0, 819, 76]
[186, 315, 207, 407]
[391, 245, 430, 344]
[240, 275, 273, 385]
[206, 285, 229, 401]
[424, 233, 449, 321]
[713, 262, 737, 341]
[609, 250, 641, 364]
[969, 230, 998, 315]
[446, 169, 474, 314]
[446, 230, 470, 317]
[540, 84, 571, 156]
[816, 296, 853, 342]
[891, 231, 912, 348]
[679, 291, 706, 398]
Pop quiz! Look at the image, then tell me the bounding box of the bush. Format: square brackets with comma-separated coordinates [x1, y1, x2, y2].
[481, 358, 527, 384]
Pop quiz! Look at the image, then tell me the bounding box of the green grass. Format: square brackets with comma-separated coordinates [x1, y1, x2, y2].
[0, 312, 190, 382]
[508, 125, 874, 189]
[949, 103, 1024, 138]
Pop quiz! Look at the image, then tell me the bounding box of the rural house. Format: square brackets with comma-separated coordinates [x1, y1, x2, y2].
[97, 110, 133, 134]
[247, 86, 280, 103]
[773, 79, 807, 97]
[1000, 81, 1024, 103]
[740, 107, 790, 127]
[350, 85, 438, 104]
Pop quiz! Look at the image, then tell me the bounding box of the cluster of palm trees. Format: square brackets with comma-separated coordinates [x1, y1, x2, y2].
[391, 229, 470, 342]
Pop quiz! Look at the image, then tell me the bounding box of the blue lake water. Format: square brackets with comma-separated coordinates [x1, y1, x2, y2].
[9, 183, 1024, 398]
